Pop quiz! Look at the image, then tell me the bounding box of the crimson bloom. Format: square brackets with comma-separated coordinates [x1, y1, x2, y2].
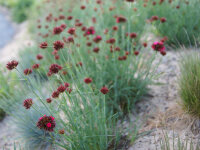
[23, 98, 33, 109]
[152, 41, 165, 51]
[100, 86, 109, 94]
[53, 26, 63, 35]
[49, 64, 62, 74]
[57, 84, 66, 93]
[52, 91, 60, 98]
[116, 16, 127, 23]
[32, 64, 40, 69]
[36, 54, 43, 60]
[40, 42, 48, 49]
[68, 27, 76, 35]
[93, 47, 100, 53]
[6, 60, 18, 70]
[84, 78, 92, 84]
[37, 115, 56, 132]
[93, 35, 102, 43]
[46, 98, 52, 103]
[86, 26, 95, 35]
[53, 41, 64, 50]
[24, 69, 32, 75]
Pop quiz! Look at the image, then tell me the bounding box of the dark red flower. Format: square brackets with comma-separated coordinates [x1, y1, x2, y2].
[93, 47, 100, 53]
[134, 51, 139, 56]
[32, 64, 40, 69]
[84, 78, 92, 84]
[152, 41, 165, 51]
[59, 15, 65, 20]
[80, 5, 86, 10]
[36, 54, 43, 60]
[53, 26, 63, 35]
[143, 42, 147, 47]
[64, 82, 70, 88]
[55, 55, 60, 60]
[67, 16, 73, 20]
[37, 115, 56, 132]
[53, 41, 64, 50]
[130, 32, 137, 39]
[160, 50, 167, 56]
[106, 38, 116, 44]
[66, 36, 74, 43]
[49, 64, 62, 74]
[46, 98, 52, 103]
[76, 62, 83, 67]
[40, 42, 48, 49]
[60, 24, 67, 30]
[160, 17, 166, 23]
[57, 84, 66, 93]
[24, 69, 32, 75]
[67, 88, 72, 94]
[112, 26, 118, 31]
[86, 26, 95, 35]
[68, 27, 76, 35]
[116, 16, 127, 23]
[115, 47, 120, 51]
[52, 91, 60, 98]
[100, 86, 109, 94]
[151, 16, 159, 21]
[6, 60, 18, 70]
[93, 35, 102, 43]
[23, 98, 33, 109]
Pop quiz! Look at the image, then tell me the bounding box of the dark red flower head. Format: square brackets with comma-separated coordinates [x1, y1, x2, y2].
[53, 40, 64, 50]
[86, 26, 96, 35]
[151, 41, 165, 51]
[32, 64, 40, 69]
[37, 115, 56, 132]
[36, 54, 43, 60]
[130, 32, 137, 39]
[52, 90, 60, 98]
[23, 98, 33, 109]
[134, 51, 139, 56]
[100, 86, 109, 94]
[57, 84, 66, 93]
[49, 64, 62, 74]
[6, 60, 18, 70]
[24, 68, 32, 75]
[93, 47, 100, 53]
[40, 42, 48, 49]
[53, 26, 63, 35]
[60, 24, 67, 30]
[93, 35, 102, 43]
[68, 27, 76, 35]
[106, 38, 116, 44]
[116, 16, 127, 23]
[64, 82, 70, 88]
[46, 98, 52, 103]
[84, 78, 93, 84]
[160, 17, 166, 23]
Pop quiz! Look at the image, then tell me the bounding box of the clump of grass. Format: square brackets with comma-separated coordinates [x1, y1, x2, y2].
[159, 132, 200, 150]
[179, 51, 200, 117]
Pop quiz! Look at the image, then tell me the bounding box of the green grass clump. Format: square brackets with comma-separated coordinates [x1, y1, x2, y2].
[179, 51, 200, 117]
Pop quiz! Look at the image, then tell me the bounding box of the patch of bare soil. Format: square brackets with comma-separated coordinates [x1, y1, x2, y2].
[128, 50, 200, 150]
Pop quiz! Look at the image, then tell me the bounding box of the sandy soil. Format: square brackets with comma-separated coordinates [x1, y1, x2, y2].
[128, 50, 200, 150]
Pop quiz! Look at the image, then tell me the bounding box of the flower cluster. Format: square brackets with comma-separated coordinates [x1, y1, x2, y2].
[37, 115, 56, 132]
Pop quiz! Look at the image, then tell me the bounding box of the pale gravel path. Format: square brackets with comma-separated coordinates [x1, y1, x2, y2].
[0, 7, 32, 150]
[128, 50, 200, 150]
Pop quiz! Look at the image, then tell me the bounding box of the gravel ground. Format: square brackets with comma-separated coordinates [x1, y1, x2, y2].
[128, 50, 200, 150]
